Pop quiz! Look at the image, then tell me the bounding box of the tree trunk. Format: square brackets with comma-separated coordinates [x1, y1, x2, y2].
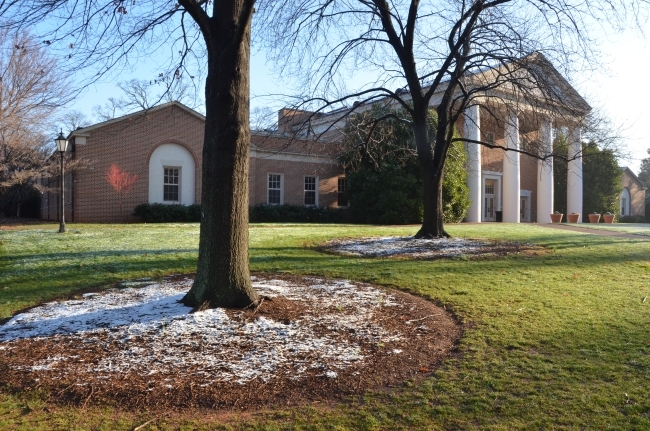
[182, 3, 259, 310]
[416, 163, 446, 238]
[412, 115, 447, 238]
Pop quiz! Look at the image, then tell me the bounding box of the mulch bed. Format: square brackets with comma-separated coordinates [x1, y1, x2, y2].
[0, 274, 462, 411]
[319, 236, 545, 259]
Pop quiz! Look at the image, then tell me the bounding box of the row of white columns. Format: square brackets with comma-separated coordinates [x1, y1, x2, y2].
[463, 105, 583, 223]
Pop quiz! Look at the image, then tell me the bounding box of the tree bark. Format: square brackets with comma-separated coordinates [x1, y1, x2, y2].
[181, 0, 259, 309]
[412, 112, 448, 238]
[416, 159, 446, 238]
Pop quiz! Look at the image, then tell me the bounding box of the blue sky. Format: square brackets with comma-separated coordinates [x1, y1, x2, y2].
[69, 26, 650, 174]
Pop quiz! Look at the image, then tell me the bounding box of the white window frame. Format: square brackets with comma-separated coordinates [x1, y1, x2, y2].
[267, 173, 284, 205]
[303, 175, 319, 206]
[163, 166, 181, 203]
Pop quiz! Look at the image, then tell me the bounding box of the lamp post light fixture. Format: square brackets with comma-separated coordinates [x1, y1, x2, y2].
[55, 130, 69, 233]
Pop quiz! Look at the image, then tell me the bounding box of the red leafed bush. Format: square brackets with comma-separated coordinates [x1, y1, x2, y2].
[106, 164, 137, 222]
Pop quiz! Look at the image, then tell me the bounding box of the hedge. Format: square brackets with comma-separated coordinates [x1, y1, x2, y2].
[134, 202, 349, 223]
[619, 215, 646, 223]
[133, 203, 202, 222]
[249, 204, 348, 223]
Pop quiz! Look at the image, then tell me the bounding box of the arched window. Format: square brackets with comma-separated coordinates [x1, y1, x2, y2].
[148, 143, 196, 205]
[620, 187, 630, 216]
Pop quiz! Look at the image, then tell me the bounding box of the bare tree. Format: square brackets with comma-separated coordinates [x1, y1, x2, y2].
[257, 0, 641, 237]
[92, 78, 199, 121]
[92, 97, 128, 122]
[58, 110, 92, 133]
[1, 0, 259, 308]
[0, 28, 74, 217]
[0, 136, 49, 217]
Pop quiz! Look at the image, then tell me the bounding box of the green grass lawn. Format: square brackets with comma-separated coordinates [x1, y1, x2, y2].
[1, 222, 650, 430]
[572, 222, 650, 237]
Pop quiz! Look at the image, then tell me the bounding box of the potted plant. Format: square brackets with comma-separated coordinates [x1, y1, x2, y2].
[588, 212, 601, 224]
[603, 212, 615, 223]
[550, 211, 563, 223]
[567, 212, 580, 223]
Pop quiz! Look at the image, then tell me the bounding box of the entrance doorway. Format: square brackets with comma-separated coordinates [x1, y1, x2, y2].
[484, 179, 496, 222]
[519, 196, 530, 223]
[520, 196, 530, 222]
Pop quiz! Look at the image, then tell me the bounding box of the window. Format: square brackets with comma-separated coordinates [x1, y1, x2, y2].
[485, 132, 495, 145]
[163, 167, 180, 201]
[304, 176, 317, 206]
[484, 180, 495, 195]
[268, 173, 283, 204]
[338, 177, 348, 206]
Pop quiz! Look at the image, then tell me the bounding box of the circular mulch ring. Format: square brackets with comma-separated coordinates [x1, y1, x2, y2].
[320, 236, 543, 259]
[0, 274, 461, 411]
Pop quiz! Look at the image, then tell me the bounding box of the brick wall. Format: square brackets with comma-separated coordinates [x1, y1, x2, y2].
[41, 103, 345, 223]
[622, 169, 646, 217]
[250, 157, 342, 207]
[64, 104, 204, 223]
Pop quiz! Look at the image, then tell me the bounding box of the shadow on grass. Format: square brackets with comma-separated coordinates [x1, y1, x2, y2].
[0, 248, 198, 265]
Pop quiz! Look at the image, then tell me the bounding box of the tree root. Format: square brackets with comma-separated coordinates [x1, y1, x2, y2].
[413, 228, 450, 239]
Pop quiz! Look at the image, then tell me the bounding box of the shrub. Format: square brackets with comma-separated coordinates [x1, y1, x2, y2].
[341, 106, 469, 225]
[187, 204, 202, 222]
[347, 163, 422, 224]
[619, 215, 645, 223]
[133, 203, 201, 222]
[249, 204, 348, 223]
[554, 138, 621, 216]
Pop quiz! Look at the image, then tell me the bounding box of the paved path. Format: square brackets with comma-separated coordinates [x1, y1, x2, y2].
[539, 223, 650, 240]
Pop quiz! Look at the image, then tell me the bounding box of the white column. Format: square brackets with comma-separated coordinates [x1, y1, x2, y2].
[567, 126, 583, 222]
[502, 113, 520, 223]
[464, 104, 482, 223]
[537, 119, 554, 223]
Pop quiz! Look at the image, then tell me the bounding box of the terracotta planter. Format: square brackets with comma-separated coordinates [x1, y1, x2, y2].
[588, 214, 601, 224]
[567, 213, 580, 223]
[550, 213, 563, 223]
[603, 214, 615, 223]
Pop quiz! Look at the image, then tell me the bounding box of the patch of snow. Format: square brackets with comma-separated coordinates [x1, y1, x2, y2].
[1, 277, 402, 384]
[327, 236, 490, 258]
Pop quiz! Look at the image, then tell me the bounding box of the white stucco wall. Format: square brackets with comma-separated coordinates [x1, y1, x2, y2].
[148, 143, 195, 205]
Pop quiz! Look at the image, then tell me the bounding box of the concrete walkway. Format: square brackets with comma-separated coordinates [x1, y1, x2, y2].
[539, 223, 650, 240]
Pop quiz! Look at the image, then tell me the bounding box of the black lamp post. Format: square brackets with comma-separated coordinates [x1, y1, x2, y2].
[55, 130, 68, 233]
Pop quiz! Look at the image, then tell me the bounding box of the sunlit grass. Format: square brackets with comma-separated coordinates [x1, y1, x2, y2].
[1, 222, 650, 429]
[574, 222, 650, 236]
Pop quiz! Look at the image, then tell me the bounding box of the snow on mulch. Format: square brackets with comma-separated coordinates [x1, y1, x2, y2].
[323, 236, 537, 259]
[0, 277, 400, 384]
[0, 275, 462, 409]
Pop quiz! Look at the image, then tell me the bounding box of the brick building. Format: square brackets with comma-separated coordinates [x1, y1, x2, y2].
[620, 167, 646, 219]
[41, 102, 344, 223]
[41, 55, 644, 224]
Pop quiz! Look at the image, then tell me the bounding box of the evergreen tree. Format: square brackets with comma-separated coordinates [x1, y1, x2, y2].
[342, 107, 469, 225]
[554, 137, 621, 220]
